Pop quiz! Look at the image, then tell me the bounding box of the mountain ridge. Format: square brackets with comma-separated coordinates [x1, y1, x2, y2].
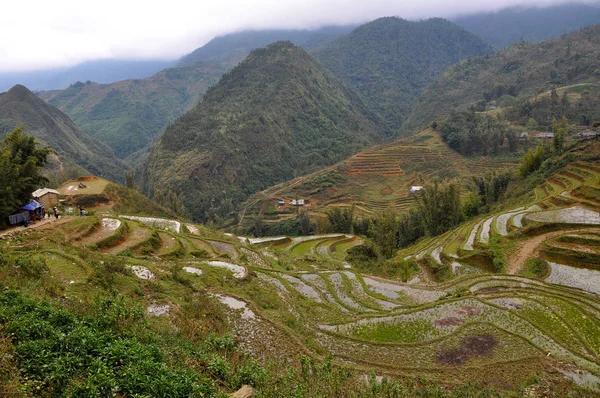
[0, 84, 127, 183]
[143, 41, 384, 222]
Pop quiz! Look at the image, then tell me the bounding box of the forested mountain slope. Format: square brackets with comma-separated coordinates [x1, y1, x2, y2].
[37, 63, 226, 161]
[0, 85, 126, 183]
[312, 17, 494, 132]
[453, 3, 600, 48]
[404, 24, 600, 134]
[143, 41, 384, 223]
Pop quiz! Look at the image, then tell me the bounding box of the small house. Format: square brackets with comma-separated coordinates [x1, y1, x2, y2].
[520, 132, 529, 139]
[297, 199, 305, 206]
[32, 188, 60, 208]
[277, 200, 285, 206]
[579, 130, 598, 139]
[290, 199, 297, 206]
[410, 186, 424, 193]
[21, 200, 44, 222]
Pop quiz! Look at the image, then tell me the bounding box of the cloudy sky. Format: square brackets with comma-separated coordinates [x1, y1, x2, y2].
[0, 0, 596, 72]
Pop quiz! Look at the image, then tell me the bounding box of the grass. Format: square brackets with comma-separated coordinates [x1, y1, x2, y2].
[518, 258, 550, 279]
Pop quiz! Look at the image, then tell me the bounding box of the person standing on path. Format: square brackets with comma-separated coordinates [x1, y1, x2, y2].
[79, 205, 84, 217]
[53, 206, 60, 219]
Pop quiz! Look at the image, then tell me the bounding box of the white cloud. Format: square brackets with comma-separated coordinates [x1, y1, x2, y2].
[0, 0, 595, 71]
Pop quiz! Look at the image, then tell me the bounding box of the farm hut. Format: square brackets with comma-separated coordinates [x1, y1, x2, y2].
[579, 130, 598, 139]
[277, 200, 285, 206]
[32, 188, 60, 208]
[297, 199, 305, 206]
[409, 186, 424, 193]
[291, 199, 297, 206]
[21, 200, 44, 222]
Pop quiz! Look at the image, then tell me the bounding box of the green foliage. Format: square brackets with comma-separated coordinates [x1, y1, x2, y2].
[314, 17, 493, 131]
[415, 181, 462, 237]
[40, 64, 225, 160]
[327, 206, 354, 233]
[368, 209, 398, 258]
[439, 109, 519, 156]
[0, 291, 215, 397]
[0, 85, 126, 183]
[471, 172, 512, 210]
[519, 145, 551, 177]
[519, 258, 550, 279]
[145, 41, 382, 223]
[552, 116, 567, 155]
[405, 25, 600, 133]
[247, 211, 315, 237]
[0, 128, 49, 225]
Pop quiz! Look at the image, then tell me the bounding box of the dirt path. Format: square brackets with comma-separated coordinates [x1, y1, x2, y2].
[507, 228, 600, 274]
[0, 216, 71, 238]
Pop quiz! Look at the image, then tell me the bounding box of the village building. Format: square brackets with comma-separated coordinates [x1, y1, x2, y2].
[32, 188, 60, 208]
[537, 132, 554, 139]
[578, 129, 598, 139]
[410, 186, 424, 193]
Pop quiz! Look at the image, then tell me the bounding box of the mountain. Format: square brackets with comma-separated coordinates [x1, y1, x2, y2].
[453, 3, 600, 49]
[178, 25, 357, 68]
[0, 59, 174, 92]
[403, 24, 600, 134]
[0, 84, 126, 183]
[311, 17, 494, 133]
[143, 41, 384, 223]
[38, 63, 225, 161]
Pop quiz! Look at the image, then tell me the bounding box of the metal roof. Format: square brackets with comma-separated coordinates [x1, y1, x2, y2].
[32, 188, 60, 197]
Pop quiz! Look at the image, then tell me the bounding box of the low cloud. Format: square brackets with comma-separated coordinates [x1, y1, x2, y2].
[0, 0, 596, 71]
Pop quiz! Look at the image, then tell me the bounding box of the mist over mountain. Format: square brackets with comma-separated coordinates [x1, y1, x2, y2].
[453, 3, 600, 48]
[0, 59, 175, 93]
[178, 25, 357, 68]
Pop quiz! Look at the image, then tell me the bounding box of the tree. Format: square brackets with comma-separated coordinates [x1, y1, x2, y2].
[550, 88, 559, 118]
[526, 118, 539, 131]
[125, 169, 135, 189]
[0, 128, 50, 224]
[368, 209, 398, 258]
[552, 116, 567, 155]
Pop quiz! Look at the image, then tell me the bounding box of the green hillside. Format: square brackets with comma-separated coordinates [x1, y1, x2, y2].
[37, 63, 225, 161]
[0, 85, 126, 183]
[312, 17, 494, 132]
[404, 24, 600, 134]
[143, 41, 385, 223]
[4, 138, 600, 395]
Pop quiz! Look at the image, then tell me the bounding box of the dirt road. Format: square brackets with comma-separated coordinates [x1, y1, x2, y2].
[507, 228, 600, 274]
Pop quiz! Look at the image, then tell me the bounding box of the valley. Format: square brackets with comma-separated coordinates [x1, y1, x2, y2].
[2, 5, 600, 397]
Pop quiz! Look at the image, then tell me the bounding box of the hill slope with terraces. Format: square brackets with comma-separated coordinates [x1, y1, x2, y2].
[143, 41, 385, 223]
[4, 142, 600, 394]
[245, 128, 515, 221]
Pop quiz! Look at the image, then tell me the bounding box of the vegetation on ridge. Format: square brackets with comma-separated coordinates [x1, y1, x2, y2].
[143, 41, 384, 223]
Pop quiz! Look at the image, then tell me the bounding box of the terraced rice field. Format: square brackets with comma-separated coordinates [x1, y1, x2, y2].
[6, 158, 600, 392]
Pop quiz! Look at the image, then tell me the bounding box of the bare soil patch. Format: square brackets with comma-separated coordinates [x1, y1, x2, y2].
[380, 187, 393, 196]
[437, 334, 497, 366]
